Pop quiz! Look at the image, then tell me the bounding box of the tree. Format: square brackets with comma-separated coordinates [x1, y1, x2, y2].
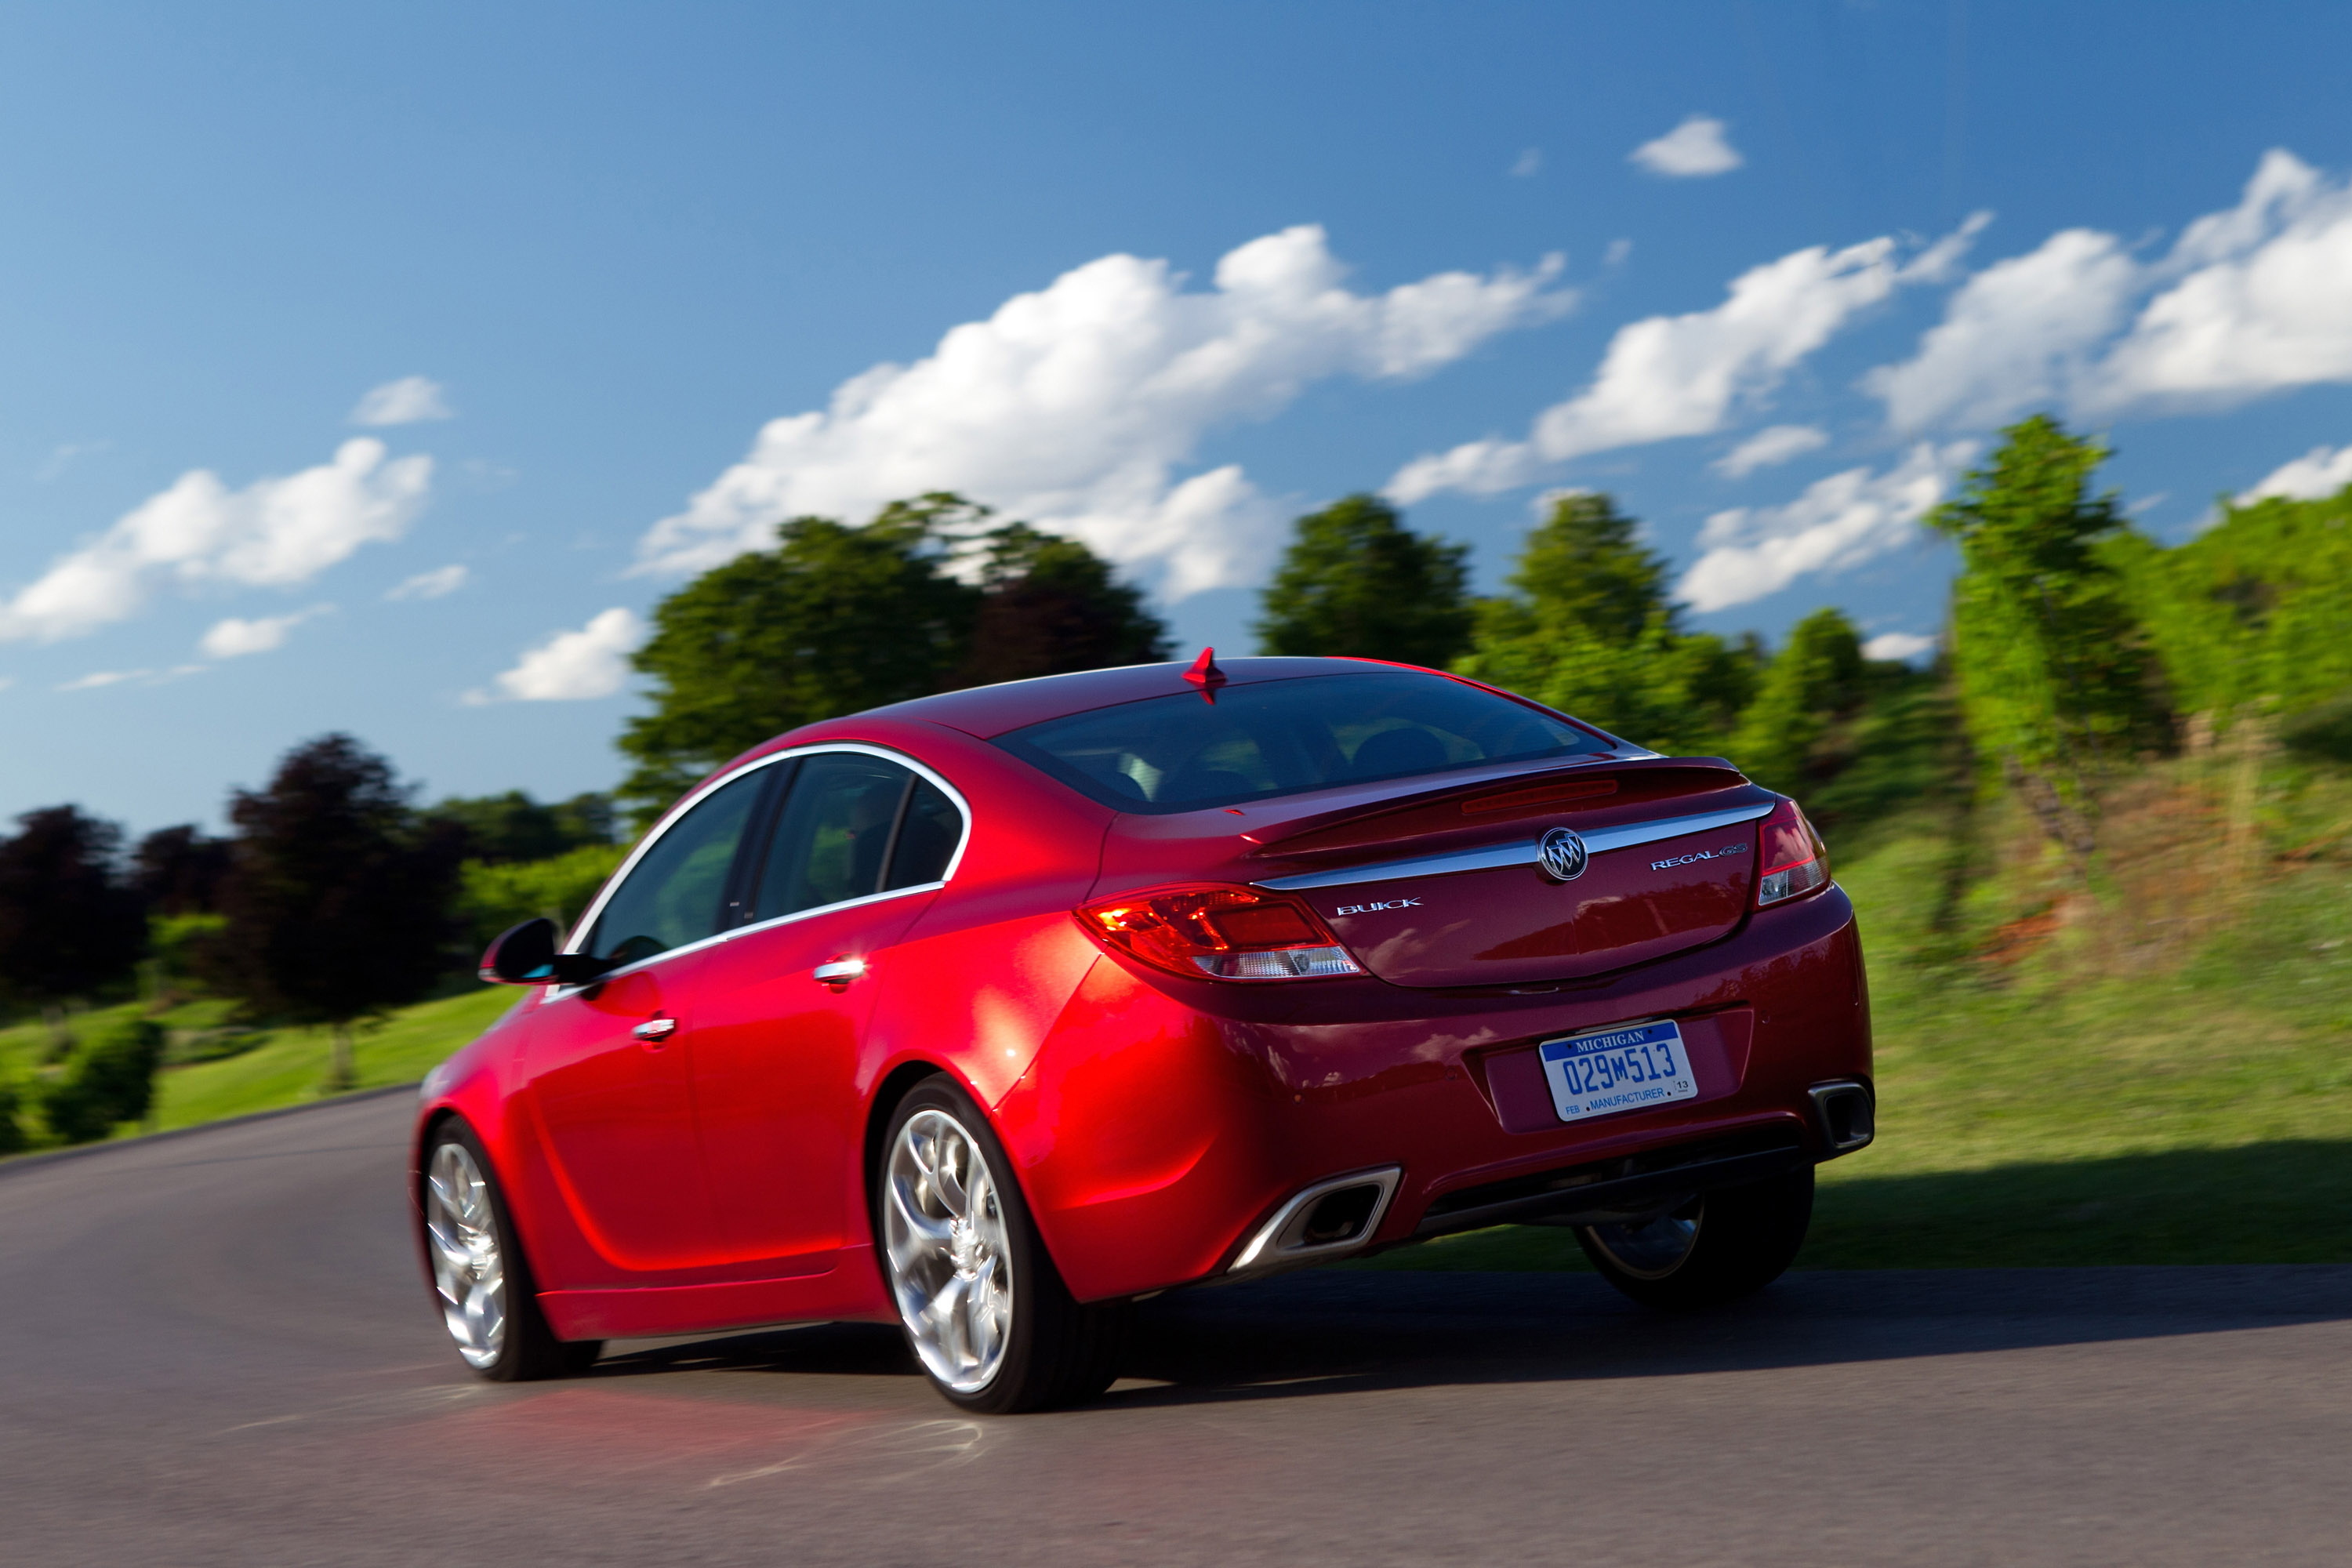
[430, 790, 617, 863]
[1456, 491, 1755, 754]
[959, 522, 1171, 685]
[38, 1015, 165, 1144]
[617, 492, 1168, 820]
[214, 735, 465, 1090]
[618, 499, 981, 815]
[1730, 608, 1869, 793]
[0, 807, 147, 1044]
[1927, 416, 2167, 852]
[1254, 495, 1473, 668]
[132, 826, 233, 916]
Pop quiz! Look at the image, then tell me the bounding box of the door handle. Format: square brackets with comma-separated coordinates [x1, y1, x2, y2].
[812, 958, 866, 988]
[632, 1016, 678, 1043]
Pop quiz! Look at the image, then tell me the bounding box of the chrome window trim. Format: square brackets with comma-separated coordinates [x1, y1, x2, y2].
[546, 742, 971, 994]
[1250, 800, 1777, 894]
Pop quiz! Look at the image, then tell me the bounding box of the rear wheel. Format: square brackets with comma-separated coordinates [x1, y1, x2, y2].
[1576, 1166, 1813, 1309]
[422, 1125, 602, 1381]
[878, 1077, 1126, 1414]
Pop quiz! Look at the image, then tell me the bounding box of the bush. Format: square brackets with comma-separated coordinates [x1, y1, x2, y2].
[0, 1079, 26, 1156]
[454, 843, 630, 955]
[2281, 694, 2352, 764]
[39, 1016, 165, 1145]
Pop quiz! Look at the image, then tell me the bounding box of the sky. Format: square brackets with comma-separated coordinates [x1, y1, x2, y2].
[6, 1, 2352, 835]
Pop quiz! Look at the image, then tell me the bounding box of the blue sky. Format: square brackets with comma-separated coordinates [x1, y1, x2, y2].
[7, 2, 2352, 833]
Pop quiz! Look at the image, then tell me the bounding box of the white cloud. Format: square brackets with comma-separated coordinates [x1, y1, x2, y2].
[387, 564, 470, 601]
[1677, 441, 1972, 612]
[2238, 442, 2352, 503]
[56, 665, 205, 692]
[1511, 147, 1542, 178]
[633, 226, 1573, 597]
[1863, 631, 1937, 662]
[198, 604, 332, 659]
[1715, 424, 1829, 477]
[0, 439, 431, 644]
[1630, 115, 1744, 178]
[472, 607, 644, 702]
[350, 376, 454, 426]
[1391, 226, 1974, 500]
[1866, 228, 2140, 430]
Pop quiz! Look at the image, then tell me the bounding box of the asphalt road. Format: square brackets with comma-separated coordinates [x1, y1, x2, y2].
[3, 1094, 2347, 1567]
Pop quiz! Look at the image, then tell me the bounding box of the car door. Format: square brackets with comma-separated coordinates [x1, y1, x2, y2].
[689, 749, 968, 1273]
[523, 764, 774, 1280]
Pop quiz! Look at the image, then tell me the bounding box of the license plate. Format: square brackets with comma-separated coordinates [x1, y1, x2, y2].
[1538, 1020, 1698, 1124]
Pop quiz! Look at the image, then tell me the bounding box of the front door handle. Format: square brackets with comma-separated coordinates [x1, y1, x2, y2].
[632, 1016, 678, 1043]
[812, 958, 866, 988]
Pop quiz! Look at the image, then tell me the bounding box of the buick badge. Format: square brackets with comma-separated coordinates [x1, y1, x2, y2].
[1537, 826, 1589, 882]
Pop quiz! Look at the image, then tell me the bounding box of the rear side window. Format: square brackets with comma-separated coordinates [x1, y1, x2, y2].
[994, 671, 1610, 814]
[585, 770, 765, 966]
[751, 753, 914, 920]
[885, 779, 961, 890]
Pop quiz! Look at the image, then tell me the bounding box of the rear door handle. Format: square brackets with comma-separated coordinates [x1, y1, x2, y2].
[632, 1016, 678, 1043]
[812, 958, 866, 987]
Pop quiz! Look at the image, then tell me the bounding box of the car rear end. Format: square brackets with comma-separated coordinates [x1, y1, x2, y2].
[984, 659, 1871, 1300]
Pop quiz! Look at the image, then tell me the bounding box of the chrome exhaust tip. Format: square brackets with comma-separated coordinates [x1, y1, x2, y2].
[1807, 1080, 1876, 1154]
[1229, 1167, 1402, 1275]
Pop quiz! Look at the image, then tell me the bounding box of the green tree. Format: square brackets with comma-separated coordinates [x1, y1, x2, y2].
[1254, 495, 1473, 668]
[1730, 608, 1869, 793]
[958, 521, 1171, 686]
[38, 1014, 165, 1144]
[213, 735, 466, 1091]
[1456, 491, 1755, 754]
[1927, 416, 2166, 851]
[430, 790, 617, 863]
[618, 499, 982, 815]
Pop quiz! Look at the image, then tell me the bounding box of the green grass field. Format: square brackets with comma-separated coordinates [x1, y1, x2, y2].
[9, 758, 2350, 1270]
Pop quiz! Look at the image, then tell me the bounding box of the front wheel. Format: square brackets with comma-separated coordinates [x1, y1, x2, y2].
[1576, 1166, 1814, 1310]
[877, 1077, 1126, 1414]
[422, 1124, 601, 1381]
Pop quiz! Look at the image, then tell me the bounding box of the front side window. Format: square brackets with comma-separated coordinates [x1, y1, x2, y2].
[584, 770, 767, 967]
[993, 670, 1611, 814]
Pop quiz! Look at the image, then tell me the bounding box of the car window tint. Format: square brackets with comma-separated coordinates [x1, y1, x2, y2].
[753, 753, 912, 920]
[586, 770, 764, 967]
[884, 778, 962, 890]
[994, 670, 1611, 814]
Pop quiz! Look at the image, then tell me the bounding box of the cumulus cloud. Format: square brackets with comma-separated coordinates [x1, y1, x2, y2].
[2238, 442, 2352, 503]
[471, 608, 644, 702]
[1872, 151, 2352, 427]
[1631, 115, 1744, 178]
[1715, 424, 1829, 477]
[198, 604, 333, 659]
[1867, 229, 2140, 430]
[1391, 226, 1974, 501]
[1863, 631, 1938, 662]
[387, 564, 470, 601]
[0, 439, 430, 644]
[350, 376, 454, 426]
[1677, 442, 1972, 612]
[633, 226, 1573, 596]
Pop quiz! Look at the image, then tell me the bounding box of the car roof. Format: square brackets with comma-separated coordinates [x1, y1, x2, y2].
[852, 656, 1425, 739]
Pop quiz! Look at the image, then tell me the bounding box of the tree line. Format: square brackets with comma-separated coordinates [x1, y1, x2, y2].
[5, 412, 2348, 1149]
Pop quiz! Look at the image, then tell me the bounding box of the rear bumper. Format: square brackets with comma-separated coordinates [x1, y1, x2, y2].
[998, 884, 1871, 1302]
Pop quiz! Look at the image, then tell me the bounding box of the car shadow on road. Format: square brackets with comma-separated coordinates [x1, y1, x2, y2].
[590, 1264, 2352, 1408]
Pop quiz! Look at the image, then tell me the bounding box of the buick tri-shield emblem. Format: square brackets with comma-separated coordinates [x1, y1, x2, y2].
[1537, 826, 1589, 882]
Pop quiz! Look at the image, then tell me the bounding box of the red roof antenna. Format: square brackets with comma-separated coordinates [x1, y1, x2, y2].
[1182, 646, 1226, 702]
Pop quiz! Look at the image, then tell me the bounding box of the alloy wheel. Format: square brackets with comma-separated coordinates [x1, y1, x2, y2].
[883, 1108, 1014, 1393]
[425, 1141, 507, 1369]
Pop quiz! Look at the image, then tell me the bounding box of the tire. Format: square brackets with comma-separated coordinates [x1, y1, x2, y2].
[421, 1123, 603, 1381]
[1576, 1166, 1814, 1310]
[877, 1076, 1127, 1414]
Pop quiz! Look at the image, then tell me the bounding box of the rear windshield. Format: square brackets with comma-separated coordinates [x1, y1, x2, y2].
[993, 671, 1613, 814]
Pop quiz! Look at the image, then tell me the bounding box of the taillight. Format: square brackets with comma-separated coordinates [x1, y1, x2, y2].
[1079, 885, 1366, 981]
[1755, 797, 1830, 906]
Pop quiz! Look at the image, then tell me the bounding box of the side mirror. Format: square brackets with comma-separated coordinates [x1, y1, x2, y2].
[481, 918, 560, 985]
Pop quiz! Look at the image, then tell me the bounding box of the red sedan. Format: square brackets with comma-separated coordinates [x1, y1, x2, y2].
[416, 655, 1873, 1411]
